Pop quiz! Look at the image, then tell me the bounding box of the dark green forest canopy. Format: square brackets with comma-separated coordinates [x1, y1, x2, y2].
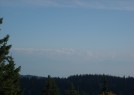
[20, 74, 134, 95]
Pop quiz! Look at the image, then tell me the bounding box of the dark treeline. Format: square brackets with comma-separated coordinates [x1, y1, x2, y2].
[20, 74, 134, 95]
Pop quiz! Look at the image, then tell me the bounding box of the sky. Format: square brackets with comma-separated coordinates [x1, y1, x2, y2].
[0, 0, 134, 77]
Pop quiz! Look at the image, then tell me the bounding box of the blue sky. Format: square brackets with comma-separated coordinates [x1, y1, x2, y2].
[0, 0, 134, 77]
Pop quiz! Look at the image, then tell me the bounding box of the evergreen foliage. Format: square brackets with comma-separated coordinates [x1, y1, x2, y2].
[65, 83, 80, 95]
[0, 18, 21, 95]
[21, 74, 134, 95]
[101, 77, 109, 93]
[43, 75, 59, 95]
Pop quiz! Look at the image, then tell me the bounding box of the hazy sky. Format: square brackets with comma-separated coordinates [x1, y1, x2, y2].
[0, 0, 134, 77]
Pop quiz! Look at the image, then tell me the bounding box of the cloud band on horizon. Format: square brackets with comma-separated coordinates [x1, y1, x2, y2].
[12, 48, 134, 63]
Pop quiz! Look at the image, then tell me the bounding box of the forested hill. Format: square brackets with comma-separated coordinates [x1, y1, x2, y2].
[20, 74, 134, 95]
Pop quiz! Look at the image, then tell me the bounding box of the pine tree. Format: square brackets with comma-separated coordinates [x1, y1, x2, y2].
[99, 77, 110, 95]
[0, 18, 22, 95]
[43, 75, 59, 95]
[65, 83, 80, 95]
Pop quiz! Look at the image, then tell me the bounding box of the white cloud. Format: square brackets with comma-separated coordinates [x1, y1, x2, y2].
[12, 48, 134, 63]
[13, 48, 75, 55]
[11, 48, 134, 77]
[1, 0, 134, 11]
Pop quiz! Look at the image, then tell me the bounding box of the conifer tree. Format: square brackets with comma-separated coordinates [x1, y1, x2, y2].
[65, 83, 80, 95]
[43, 75, 59, 95]
[0, 18, 21, 95]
